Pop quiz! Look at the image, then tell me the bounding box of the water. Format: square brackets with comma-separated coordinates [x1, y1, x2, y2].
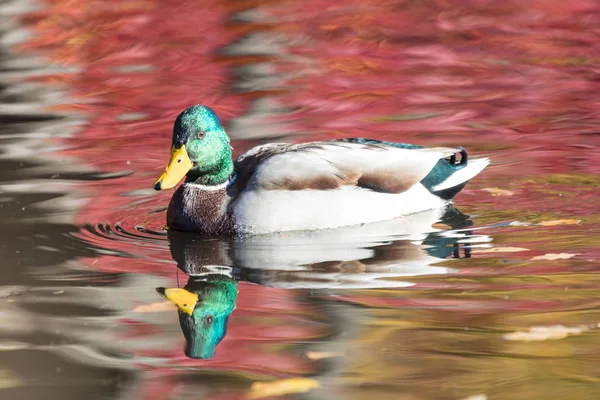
[1, 0, 599, 399]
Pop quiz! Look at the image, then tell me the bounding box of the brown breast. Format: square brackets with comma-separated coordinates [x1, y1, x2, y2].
[167, 183, 233, 234]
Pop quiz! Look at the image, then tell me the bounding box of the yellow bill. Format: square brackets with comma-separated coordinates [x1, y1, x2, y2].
[154, 145, 193, 190]
[156, 287, 199, 316]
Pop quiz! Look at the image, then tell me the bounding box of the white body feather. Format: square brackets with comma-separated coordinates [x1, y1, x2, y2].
[232, 183, 448, 234]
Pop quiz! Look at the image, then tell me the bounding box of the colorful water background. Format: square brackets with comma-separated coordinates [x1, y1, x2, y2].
[0, 0, 599, 399]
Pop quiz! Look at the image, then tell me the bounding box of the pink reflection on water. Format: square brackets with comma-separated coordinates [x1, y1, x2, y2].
[12, 0, 600, 390]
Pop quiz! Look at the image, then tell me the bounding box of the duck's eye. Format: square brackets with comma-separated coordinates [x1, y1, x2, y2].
[197, 131, 206, 139]
[204, 315, 214, 326]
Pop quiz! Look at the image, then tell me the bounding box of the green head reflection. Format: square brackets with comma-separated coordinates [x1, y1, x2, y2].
[157, 275, 237, 359]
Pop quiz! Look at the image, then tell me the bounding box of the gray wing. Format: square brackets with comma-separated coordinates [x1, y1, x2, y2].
[232, 140, 461, 194]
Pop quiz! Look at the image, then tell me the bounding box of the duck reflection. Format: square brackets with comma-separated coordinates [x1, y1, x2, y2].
[157, 206, 482, 359]
[156, 235, 238, 359]
[156, 276, 237, 359]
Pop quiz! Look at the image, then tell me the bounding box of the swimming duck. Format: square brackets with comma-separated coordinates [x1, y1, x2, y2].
[154, 105, 489, 235]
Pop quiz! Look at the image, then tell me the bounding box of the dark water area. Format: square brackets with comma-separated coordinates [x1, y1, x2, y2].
[1, 0, 599, 399]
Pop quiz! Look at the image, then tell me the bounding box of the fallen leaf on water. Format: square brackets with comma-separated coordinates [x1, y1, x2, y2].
[133, 301, 174, 313]
[504, 325, 589, 341]
[509, 221, 534, 227]
[538, 219, 581, 226]
[473, 247, 529, 254]
[510, 219, 581, 227]
[248, 378, 320, 399]
[481, 188, 514, 196]
[460, 395, 487, 400]
[0, 369, 21, 389]
[531, 253, 580, 261]
[305, 351, 343, 360]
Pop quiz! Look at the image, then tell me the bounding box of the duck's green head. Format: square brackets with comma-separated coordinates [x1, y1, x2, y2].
[154, 105, 233, 190]
[156, 276, 237, 359]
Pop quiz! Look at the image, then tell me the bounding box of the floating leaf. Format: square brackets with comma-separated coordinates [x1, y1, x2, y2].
[531, 253, 580, 261]
[509, 221, 534, 227]
[305, 351, 342, 360]
[509, 220, 582, 227]
[538, 219, 581, 226]
[473, 247, 529, 254]
[248, 378, 320, 399]
[481, 188, 514, 196]
[0, 369, 21, 389]
[460, 395, 487, 400]
[504, 325, 589, 341]
[133, 301, 174, 313]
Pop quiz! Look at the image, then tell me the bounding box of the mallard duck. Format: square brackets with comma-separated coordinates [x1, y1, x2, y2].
[154, 105, 489, 235]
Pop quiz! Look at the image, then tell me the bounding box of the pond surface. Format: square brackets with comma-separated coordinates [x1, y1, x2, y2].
[1, 1, 599, 399]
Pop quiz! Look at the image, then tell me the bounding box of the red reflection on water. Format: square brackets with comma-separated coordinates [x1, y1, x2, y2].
[14, 0, 600, 387]
[18, 0, 600, 232]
